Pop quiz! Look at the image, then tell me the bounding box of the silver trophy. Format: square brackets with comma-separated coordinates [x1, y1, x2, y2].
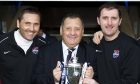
[66, 57, 82, 84]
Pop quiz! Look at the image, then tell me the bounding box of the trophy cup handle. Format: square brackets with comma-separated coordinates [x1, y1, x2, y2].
[79, 62, 87, 84]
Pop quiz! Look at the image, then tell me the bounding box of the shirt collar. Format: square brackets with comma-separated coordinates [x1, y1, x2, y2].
[14, 29, 33, 46]
[62, 41, 79, 51]
[42, 32, 46, 38]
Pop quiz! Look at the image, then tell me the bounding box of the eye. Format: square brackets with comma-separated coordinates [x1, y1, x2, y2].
[75, 27, 81, 31]
[34, 23, 39, 26]
[112, 17, 117, 20]
[25, 22, 31, 25]
[65, 27, 71, 30]
[102, 16, 108, 20]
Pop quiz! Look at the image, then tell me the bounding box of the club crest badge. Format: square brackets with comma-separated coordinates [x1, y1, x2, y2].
[32, 47, 39, 54]
[113, 49, 120, 59]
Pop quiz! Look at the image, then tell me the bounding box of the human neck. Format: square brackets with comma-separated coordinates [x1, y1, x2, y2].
[104, 30, 120, 41]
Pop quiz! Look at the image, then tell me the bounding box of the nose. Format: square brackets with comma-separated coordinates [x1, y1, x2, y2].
[29, 24, 34, 31]
[70, 28, 76, 35]
[107, 18, 112, 26]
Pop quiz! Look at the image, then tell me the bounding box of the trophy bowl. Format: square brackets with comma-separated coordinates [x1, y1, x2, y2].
[66, 62, 82, 84]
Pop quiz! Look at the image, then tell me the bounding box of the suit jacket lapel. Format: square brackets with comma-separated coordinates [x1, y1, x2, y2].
[58, 41, 64, 62]
[76, 43, 86, 63]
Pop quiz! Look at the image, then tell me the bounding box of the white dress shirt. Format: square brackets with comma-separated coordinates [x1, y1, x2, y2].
[62, 41, 79, 65]
[61, 41, 79, 84]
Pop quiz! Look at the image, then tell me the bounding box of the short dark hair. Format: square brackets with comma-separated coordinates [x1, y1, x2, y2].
[18, 7, 41, 22]
[61, 13, 84, 28]
[97, 2, 122, 18]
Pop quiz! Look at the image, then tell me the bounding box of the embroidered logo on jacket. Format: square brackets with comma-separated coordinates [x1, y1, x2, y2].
[32, 47, 39, 54]
[96, 49, 102, 52]
[4, 51, 11, 54]
[113, 49, 120, 58]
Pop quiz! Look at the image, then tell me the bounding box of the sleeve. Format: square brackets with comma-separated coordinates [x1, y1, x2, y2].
[86, 42, 99, 82]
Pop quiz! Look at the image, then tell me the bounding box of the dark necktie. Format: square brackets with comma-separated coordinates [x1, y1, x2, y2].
[67, 48, 75, 64]
[60, 48, 75, 84]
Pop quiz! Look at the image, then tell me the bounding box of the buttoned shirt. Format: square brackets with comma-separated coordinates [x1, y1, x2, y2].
[62, 41, 78, 65]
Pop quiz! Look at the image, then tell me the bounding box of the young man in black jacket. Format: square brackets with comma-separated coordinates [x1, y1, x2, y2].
[86, 3, 140, 84]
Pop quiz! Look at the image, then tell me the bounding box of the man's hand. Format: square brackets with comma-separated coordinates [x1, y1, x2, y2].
[85, 66, 94, 78]
[93, 31, 103, 45]
[53, 61, 62, 82]
[83, 78, 99, 84]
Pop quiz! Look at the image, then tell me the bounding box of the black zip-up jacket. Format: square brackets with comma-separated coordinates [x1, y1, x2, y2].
[89, 32, 140, 84]
[0, 30, 47, 84]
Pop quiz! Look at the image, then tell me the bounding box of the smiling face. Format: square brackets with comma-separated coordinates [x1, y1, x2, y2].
[17, 13, 40, 41]
[60, 17, 84, 48]
[97, 8, 122, 41]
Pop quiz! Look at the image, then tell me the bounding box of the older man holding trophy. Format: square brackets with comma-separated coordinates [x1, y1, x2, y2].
[33, 13, 98, 84]
[51, 13, 98, 84]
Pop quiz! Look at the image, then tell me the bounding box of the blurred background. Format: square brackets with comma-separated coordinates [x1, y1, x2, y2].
[0, 1, 140, 41]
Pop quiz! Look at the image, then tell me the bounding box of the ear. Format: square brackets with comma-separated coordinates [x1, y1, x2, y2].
[97, 17, 100, 25]
[119, 18, 122, 26]
[60, 25, 62, 36]
[17, 20, 20, 28]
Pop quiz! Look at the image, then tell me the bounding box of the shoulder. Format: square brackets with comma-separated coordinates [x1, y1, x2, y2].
[45, 33, 58, 44]
[0, 32, 13, 45]
[0, 28, 19, 45]
[120, 32, 138, 45]
[40, 41, 60, 51]
[37, 36, 47, 44]
[120, 32, 135, 41]
[138, 40, 140, 45]
[46, 41, 60, 49]
[86, 41, 98, 49]
[119, 32, 140, 52]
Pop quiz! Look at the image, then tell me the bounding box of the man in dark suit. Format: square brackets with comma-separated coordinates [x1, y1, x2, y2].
[33, 13, 97, 84]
